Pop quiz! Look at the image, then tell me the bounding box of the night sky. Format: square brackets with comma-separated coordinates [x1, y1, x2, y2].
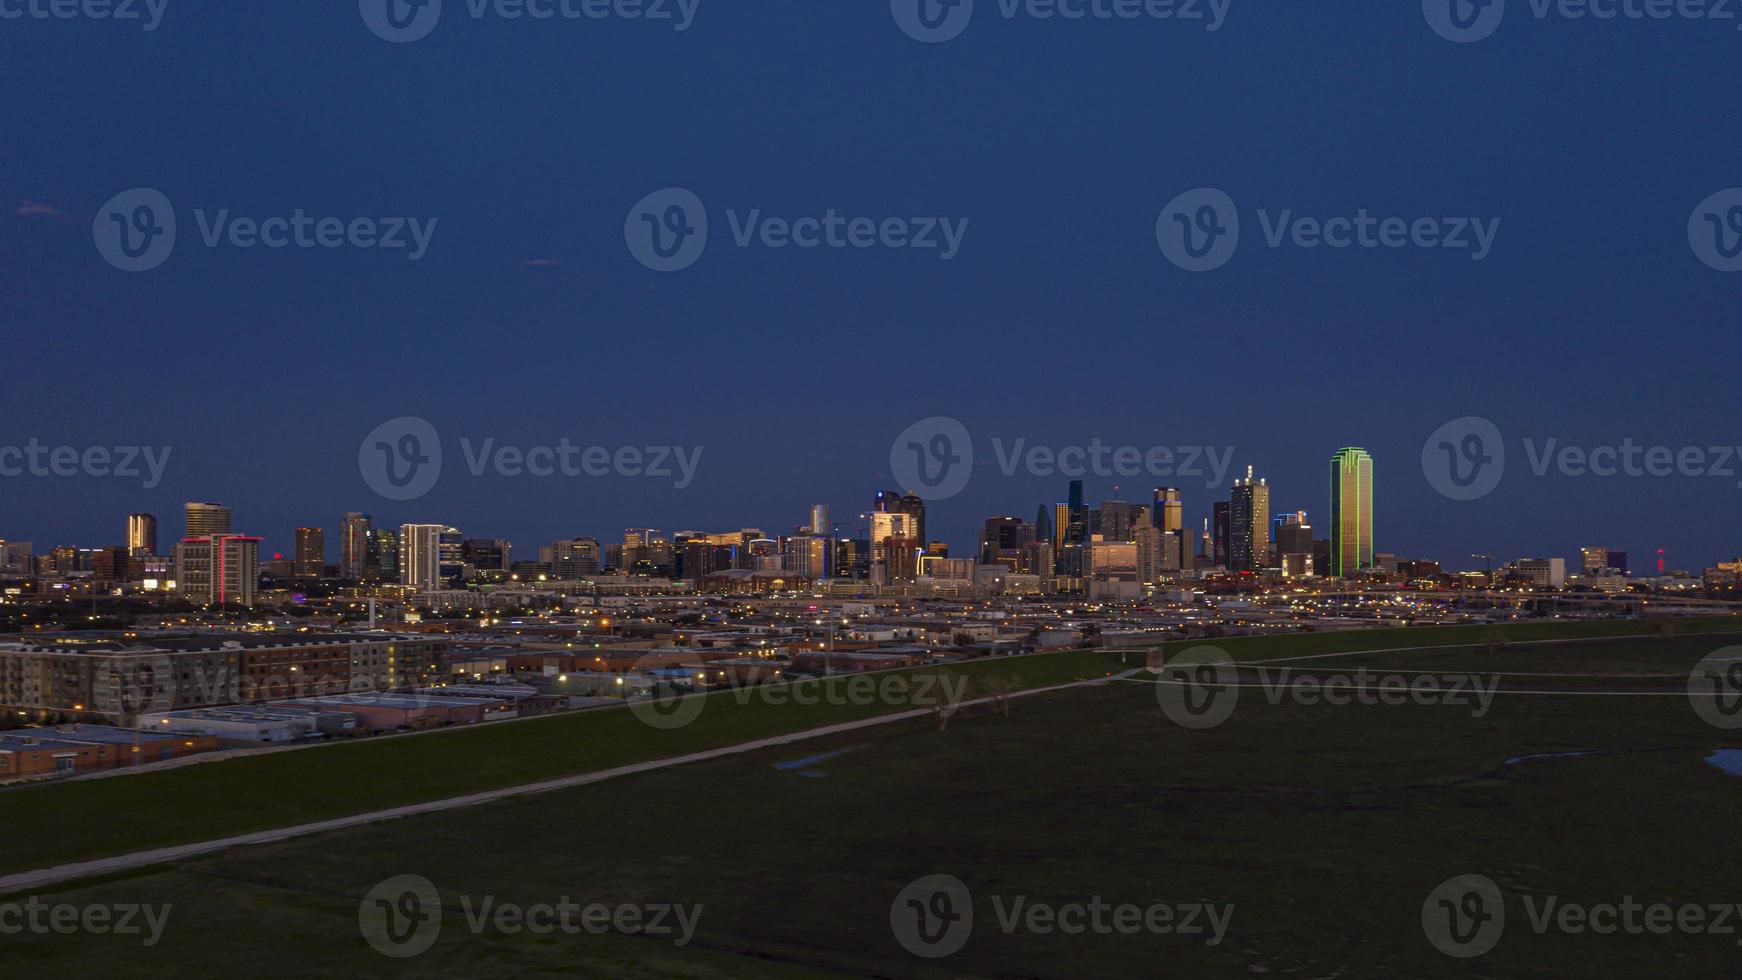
[4, 1, 1739, 570]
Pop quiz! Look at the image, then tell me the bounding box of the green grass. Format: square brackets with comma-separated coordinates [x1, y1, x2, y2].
[0, 616, 1734, 883]
[8, 631, 1742, 977]
[0, 649, 1127, 876]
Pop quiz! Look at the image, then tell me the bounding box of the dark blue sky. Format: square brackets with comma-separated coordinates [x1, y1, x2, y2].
[4, 2, 1739, 571]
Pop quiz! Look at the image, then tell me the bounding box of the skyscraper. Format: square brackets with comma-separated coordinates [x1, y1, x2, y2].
[365, 529, 400, 582]
[294, 527, 325, 578]
[1152, 488, 1183, 532]
[400, 524, 446, 593]
[1212, 503, 1230, 568]
[1329, 447, 1374, 577]
[897, 492, 927, 551]
[340, 512, 372, 580]
[126, 513, 158, 557]
[1229, 467, 1271, 573]
[810, 504, 830, 536]
[174, 534, 261, 607]
[1034, 504, 1054, 551]
[184, 502, 232, 538]
[1065, 480, 1088, 548]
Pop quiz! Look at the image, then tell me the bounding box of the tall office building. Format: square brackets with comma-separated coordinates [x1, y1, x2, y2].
[870, 511, 919, 584]
[174, 534, 261, 607]
[340, 512, 372, 580]
[1152, 488, 1183, 532]
[1229, 467, 1271, 573]
[400, 524, 446, 593]
[1329, 448, 1375, 577]
[979, 516, 1027, 565]
[1065, 480, 1088, 548]
[462, 538, 511, 574]
[1274, 512, 1313, 560]
[126, 513, 158, 557]
[809, 504, 830, 536]
[1097, 501, 1136, 542]
[1581, 547, 1628, 575]
[365, 529, 400, 582]
[294, 527, 325, 578]
[782, 535, 830, 579]
[547, 537, 602, 579]
[1212, 503, 1231, 568]
[184, 502, 232, 538]
[897, 492, 927, 551]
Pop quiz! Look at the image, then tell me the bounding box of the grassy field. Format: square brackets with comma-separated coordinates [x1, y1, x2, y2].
[0, 617, 1736, 878]
[6, 628, 1742, 976]
[0, 648, 1129, 875]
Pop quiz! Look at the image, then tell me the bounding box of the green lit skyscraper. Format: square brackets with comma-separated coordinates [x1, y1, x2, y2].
[1329, 448, 1374, 577]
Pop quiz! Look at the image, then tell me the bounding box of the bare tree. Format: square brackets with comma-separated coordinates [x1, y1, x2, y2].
[978, 676, 1020, 718]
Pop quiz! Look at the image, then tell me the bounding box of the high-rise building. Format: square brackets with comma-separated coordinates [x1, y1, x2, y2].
[1581, 547, 1629, 575]
[1212, 503, 1231, 568]
[462, 538, 511, 574]
[783, 534, 830, 579]
[979, 516, 1026, 565]
[1152, 488, 1183, 532]
[1329, 447, 1375, 577]
[1034, 504, 1054, 552]
[174, 534, 261, 607]
[340, 512, 372, 580]
[1097, 501, 1136, 542]
[126, 513, 158, 557]
[1065, 480, 1088, 548]
[400, 524, 446, 593]
[184, 502, 233, 538]
[870, 511, 918, 584]
[897, 492, 927, 551]
[809, 504, 830, 536]
[1229, 467, 1271, 573]
[365, 529, 400, 583]
[294, 527, 325, 578]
